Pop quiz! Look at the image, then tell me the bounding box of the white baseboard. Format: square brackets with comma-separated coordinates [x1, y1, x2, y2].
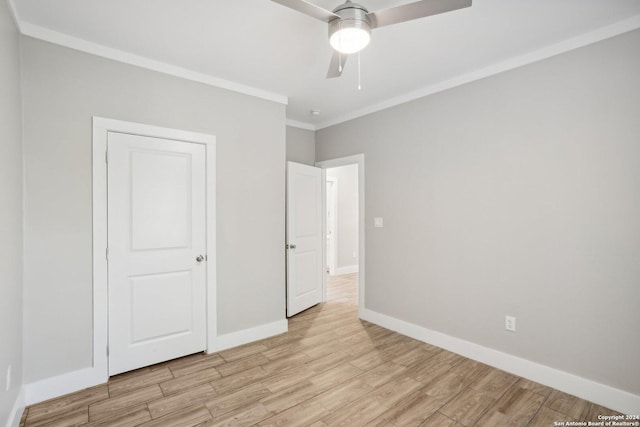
[5, 386, 25, 427]
[22, 319, 288, 407]
[209, 319, 288, 353]
[360, 308, 640, 415]
[24, 366, 106, 406]
[333, 265, 359, 276]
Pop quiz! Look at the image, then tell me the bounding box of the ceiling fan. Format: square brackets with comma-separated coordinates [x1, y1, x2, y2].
[270, 0, 472, 78]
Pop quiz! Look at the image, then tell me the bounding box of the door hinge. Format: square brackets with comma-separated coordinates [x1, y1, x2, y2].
[106, 345, 109, 356]
[105, 151, 108, 163]
[106, 247, 109, 260]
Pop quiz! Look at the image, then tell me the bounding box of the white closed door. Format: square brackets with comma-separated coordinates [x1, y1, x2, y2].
[286, 162, 323, 317]
[107, 132, 207, 375]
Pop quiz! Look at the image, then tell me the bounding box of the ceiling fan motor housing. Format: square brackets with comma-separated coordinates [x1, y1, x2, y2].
[328, 1, 372, 52]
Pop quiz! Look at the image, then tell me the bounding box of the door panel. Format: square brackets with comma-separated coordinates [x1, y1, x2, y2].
[286, 162, 323, 317]
[108, 132, 206, 375]
[129, 271, 193, 344]
[130, 151, 191, 250]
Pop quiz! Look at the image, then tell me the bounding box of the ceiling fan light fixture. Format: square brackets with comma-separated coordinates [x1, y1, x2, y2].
[329, 25, 370, 54]
[328, 2, 372, 55]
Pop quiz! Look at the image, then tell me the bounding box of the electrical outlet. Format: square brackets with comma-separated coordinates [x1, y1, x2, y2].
[6, 365, 11, 391]
[505, 316, 516, 332]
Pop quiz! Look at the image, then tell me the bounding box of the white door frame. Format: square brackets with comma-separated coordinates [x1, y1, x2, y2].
[92, 117, 216, 380]
[316, 154, 365, 316]
[326, 176, 338, 276]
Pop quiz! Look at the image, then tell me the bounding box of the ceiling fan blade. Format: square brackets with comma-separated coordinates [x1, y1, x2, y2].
[270, 0, 339, 23]
[327, 51, 348, 78]
[367, 0, 472, 28]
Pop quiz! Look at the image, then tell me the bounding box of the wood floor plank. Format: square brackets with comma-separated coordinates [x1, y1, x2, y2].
[325, 375, 424, 426]
[170, 354, 225, 378]
[310, 378, 373, 412]
[204, 402, 272, 426]
[544, 389, 592, 420]
[512, 377, 553, 398]
[420, 412, 464, 427]
[474, 410, 520, 427]
[320, 393, 390, 426]
[139, 405, 212, 427]
[89, 385, 162, 422]
[28, 407, 88, 427]
[429, 350, 466, 367]
[423, 371, 471, 403]
[449, 359, 491, 384]
[260, 380, 325, 414]
[219, 343, 268, 363]
[259, 331, 303, 349]
[404, 359, 453, 386]
[305, 351, 352, 373]
[529, 406, 578, 426]
[261, 364, 315, 393]
[25, 385, 108, 425]
[469, 368, 519, 400]
[147, 384, 216, 419]
[369, 389, 443, 426]
[215, 353, 270, 377]
[80, 404, 152, 427]
[260, 351, 311, 375]
[392, 345, 438, 368]
[308, 362, 363, 389]
[357, 361, 406, 388]
[108, 367, 173, 397]
[257, 401, 328, 426]
[261, 341, 305, 361]
[205, 383, 272, 418]
[497, 385, 546, 421]
[210, 366, 268, 394]
[349, 350, 387, 371]
[439, 387, 496, 426]
[159, 367, 221, 395]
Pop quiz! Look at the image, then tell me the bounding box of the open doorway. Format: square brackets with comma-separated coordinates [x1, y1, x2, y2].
[325, 165, 359, 276]
[325, 165, 358, 304]
[316, 154, 365, 315]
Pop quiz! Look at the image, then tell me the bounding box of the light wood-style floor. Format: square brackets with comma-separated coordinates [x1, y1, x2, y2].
[21, 273, 621, 426]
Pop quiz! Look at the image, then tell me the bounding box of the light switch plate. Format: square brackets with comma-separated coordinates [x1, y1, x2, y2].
[374, 217, 384, 228]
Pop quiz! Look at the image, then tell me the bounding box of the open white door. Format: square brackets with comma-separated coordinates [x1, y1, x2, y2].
[107, 132, 207, 375]
[286, 162, 323, 317]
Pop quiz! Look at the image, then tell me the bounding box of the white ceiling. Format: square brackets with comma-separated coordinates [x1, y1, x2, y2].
[11, 0, 640, 129]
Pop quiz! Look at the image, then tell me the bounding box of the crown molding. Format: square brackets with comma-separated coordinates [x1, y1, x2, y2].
[14, 20, 288, 106]
[316, 14, 640, 130]
[286, 119, 317, 131]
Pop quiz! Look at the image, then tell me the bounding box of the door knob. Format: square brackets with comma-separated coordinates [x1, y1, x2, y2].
[196, 255, 205, 262]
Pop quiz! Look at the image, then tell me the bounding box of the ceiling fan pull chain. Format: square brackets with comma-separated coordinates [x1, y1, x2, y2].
[358, 52, 362, 90]
[338, 21, 343, 72]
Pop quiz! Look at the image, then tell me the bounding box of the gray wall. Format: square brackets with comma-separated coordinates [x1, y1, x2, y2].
[326, 164, 359, 271]
[21, 37, 286, 383]
[286, 126, 315, 165]
[316, 30, 640, 395]
[0, 1, 23, 424]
